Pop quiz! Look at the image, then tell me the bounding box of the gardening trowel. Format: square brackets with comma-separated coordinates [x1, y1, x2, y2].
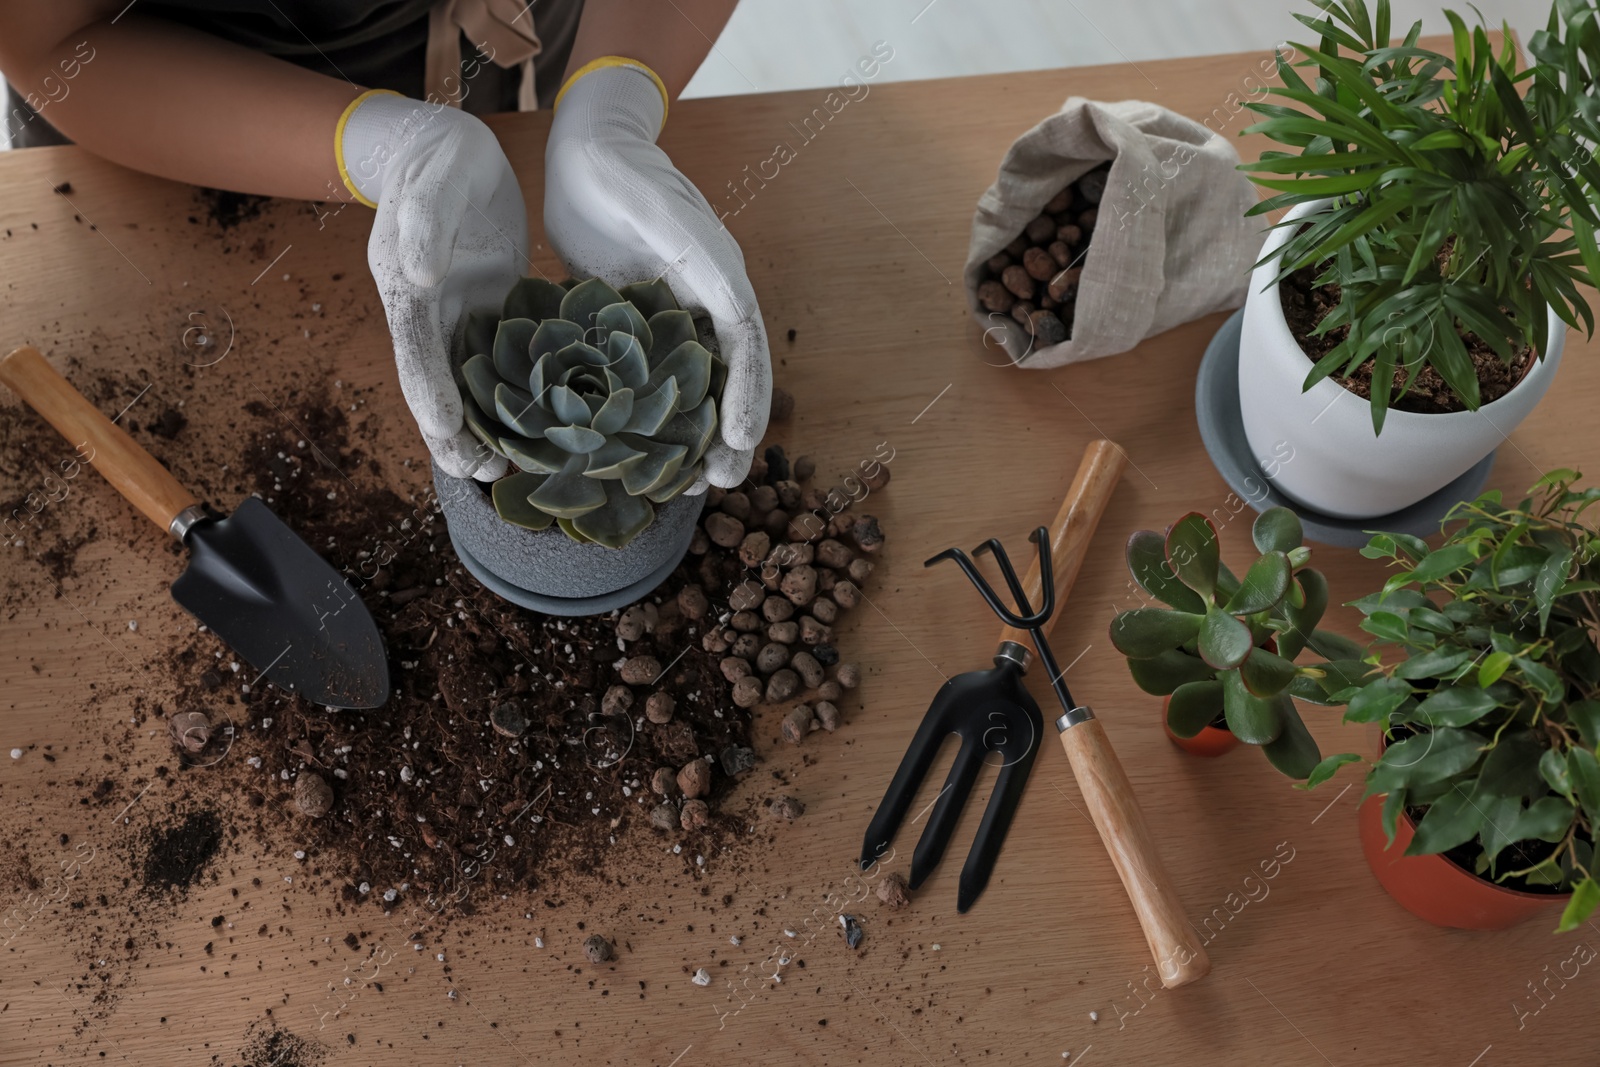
[0, 346, 390, 709]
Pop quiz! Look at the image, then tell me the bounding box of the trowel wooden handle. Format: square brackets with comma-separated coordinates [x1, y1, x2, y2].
[997, 438, 1127, 647]
[0, 346, 197, 534]
[1058, 719, 1211, 987]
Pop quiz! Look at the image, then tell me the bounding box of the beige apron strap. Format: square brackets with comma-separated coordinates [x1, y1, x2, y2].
[425, 0, 543, 110]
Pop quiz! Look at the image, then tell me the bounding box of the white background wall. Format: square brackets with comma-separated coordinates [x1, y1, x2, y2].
[680, 0, 1553, 99]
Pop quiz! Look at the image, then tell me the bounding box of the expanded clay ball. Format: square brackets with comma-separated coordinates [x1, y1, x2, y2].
[619, 656, 660, 684]
[680, 798, 711, 830]
[645, 691, 676, 724]
[294, 773, 333, 818]
[678, 759, 712, 799]
[766, 668, 801, 703]
[732, 676, 763, 708]
[651, 766, 680, 796]
[601, 685, 634, 716]
[583, 934, 614, 963]
[781, 705, 814, 744]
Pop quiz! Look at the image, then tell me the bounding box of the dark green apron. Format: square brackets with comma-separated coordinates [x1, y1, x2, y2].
[7, 0, 583, 148]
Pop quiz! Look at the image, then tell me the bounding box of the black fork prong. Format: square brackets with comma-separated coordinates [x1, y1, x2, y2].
[1027, 525, 1057, 622]
[860, 688, 957, 871]
[957, 736, 1041, 913]
[924, 548, 1032, 629]
[973, 537, 1050, 628]
[908, 737, 988, 889]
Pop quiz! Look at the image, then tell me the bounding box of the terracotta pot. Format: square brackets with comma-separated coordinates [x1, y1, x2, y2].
[1358, 794, 1568, 930]
[1238, 199, 1567, 519]
[1161, 695, 1240, 757]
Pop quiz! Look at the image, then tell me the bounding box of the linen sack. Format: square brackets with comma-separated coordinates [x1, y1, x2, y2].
[965, 97, 1261, 367]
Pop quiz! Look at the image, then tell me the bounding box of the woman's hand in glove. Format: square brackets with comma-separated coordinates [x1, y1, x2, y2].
[543, 60, 769, 490]
[343, 90, 526, 482]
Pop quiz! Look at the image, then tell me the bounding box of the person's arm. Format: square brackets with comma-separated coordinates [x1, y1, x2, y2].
[562, 0, 738, 99]
[0, 1, 359, 201]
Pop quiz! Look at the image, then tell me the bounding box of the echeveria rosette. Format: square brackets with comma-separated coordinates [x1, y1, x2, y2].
[457, 276, 726, 548]
[1109, 506, 1366, 779]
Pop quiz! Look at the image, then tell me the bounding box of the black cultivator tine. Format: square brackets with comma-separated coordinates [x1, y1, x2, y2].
[860, 688, 958, 871]
[908, 735, 989, 889]
[957, 737, 1040, 912]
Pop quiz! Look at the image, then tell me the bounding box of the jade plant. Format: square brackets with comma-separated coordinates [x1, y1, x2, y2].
[1110, 507, 1365, 778]
[1240, 0, 1600, 430]
[458, 276, 725, 548]
[1308, 473, 1600, 930]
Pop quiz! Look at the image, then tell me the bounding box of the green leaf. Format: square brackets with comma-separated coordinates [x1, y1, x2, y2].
[1511, 796, 1575, 843]
[618, 279, 679, 319]
[1406, 782, 1487, 855]
[489, 471, 555, 530]
[1410, 543, 1479, 582]
[502, 277, 567, 323]
[1568, 748, 1600, 831]
[1166, 681, 1225, 738]
[1394, 648, 1472, 680]
[1414, 686, 1499, 728]
[1198, 607, 1254, 670]
[1262, 699, 1321, 779]
[1239, 647, 1298, 697]
[492, 317, 539, 384]
[1557, 877, 1600, 933]
[1475, 732, 1546, 801]
[1252, 507, 1304, 553]
[1279, 570, 1329, 660]
[1224, 551, 1293, 614]
[1127, 650, 1215, 696]
[1477, 650, 1513, 688]
[529, 455, 607, 518]
[1534, 548, 1574, 632]
[1344, 675, 1412, 723]
[1165, 513, 1220, 599]
[1567, 700, 1600, 750]
[1306, 628, 1366, 662]
[1126, 530, 1206, 613]
[1300, 752, 1362, 790]
[571, 480, 656, 548]
[1360, 611, 1410, 644]
[1109, 608, 1204, 659]
[1222, 669, 1284, 745]
[559, 277, 625, 331]
[1369, 727, 1485, 794]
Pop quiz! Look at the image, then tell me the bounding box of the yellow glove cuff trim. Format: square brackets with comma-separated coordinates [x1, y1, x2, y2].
[335, 88, 404, 209]
[554, 56, 670, 128]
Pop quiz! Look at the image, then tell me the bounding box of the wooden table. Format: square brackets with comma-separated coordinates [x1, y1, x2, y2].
[2, 42, 1596, 1067]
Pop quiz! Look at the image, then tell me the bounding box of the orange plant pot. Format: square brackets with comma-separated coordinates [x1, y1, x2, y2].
[1161, 696, 1240, 757]
[1358, 794, 1569, 930]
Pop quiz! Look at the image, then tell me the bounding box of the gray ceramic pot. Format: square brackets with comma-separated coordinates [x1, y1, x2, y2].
[431, 462, 704, 616]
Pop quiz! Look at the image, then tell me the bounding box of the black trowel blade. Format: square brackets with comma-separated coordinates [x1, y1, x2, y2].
[170, 497, 390, 709]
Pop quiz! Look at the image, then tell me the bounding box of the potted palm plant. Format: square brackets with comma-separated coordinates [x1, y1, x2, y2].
[1307, 473, 1600, 931]
[1235, 0, 1600, 519]
[432, 276, 725, 614]
[1111, 507, 1363, 773]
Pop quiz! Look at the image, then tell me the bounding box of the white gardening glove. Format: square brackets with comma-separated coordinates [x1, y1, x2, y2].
[544, 60, 770, 490]
[342, 90, 524, 481]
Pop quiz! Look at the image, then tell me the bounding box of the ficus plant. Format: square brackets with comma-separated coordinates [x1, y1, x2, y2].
[1239, 0, 1600, 431]
[1110, 507, 1365, 778]
[1306, 472, 1600, 931]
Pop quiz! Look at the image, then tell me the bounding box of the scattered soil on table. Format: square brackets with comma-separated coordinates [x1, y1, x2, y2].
[140, 809, 224, 893]
[194, 187, 271, 230]
[234, 1021, 326, 1067]
[98, 384, 891, 912]
[1278, 262, 1533, 415]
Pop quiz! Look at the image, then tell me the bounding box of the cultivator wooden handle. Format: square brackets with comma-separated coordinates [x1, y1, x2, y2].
[0, 346, 199, 535]
[1013, 439, 1211, 990]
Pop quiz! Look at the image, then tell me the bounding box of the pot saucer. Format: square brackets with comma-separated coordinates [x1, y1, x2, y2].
[1195, 309, 1494, 549]
[447, 525, 690, 616]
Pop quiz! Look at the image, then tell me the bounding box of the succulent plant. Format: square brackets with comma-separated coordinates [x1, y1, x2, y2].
[1110, 507, 1366, 778]
[458, 276, 726, 548]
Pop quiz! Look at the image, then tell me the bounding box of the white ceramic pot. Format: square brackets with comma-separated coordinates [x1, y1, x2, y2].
[1238, 199, 1566, 519]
